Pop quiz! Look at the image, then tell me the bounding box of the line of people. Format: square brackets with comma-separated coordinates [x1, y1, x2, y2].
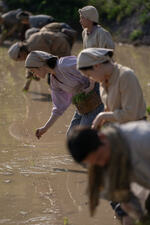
[8, 20, 77, 91]
[0, 8, 55, 44]
[7, 4, 150, 225]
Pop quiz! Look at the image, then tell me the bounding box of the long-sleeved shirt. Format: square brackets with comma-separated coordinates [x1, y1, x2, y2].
[26, 31, 71, 57]
[0, 9, 23, 42]
[100, 63, 146, 123]
[29, 15, 54, 28]
[82, 25, 115, 49]
[2, 8, 21, 26]
[119, 121, 150, 189]
[49, 56, 89, 121]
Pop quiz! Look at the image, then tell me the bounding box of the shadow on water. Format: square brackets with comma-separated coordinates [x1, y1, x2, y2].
[28, 91, 52, 102]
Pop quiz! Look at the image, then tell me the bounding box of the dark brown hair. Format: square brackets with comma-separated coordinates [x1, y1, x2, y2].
[67, 126, 103, 163]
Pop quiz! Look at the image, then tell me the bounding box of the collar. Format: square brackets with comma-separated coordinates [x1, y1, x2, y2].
[86, 25, 98, 35]
[108, 63, 119, 86]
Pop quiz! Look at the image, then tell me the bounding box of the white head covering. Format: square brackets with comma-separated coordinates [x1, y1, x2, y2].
[77, 48, 113, 69]
[78, 5, 99, 23]
[8, 42, 20, 60]
[25, 50, 55, 68]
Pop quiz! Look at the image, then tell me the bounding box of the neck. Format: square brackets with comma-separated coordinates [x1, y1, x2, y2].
[104, 63, 114, 80]
[47, 67, 56, 75]
[87, 23, 94, 33]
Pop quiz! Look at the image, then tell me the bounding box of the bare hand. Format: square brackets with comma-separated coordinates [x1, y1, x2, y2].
[35, 127, 47, 139]
[92, 112, 114, 130]
[92, 113, 105, 130]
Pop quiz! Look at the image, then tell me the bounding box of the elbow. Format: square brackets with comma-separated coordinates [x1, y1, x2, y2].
[113, 110, 137, 123]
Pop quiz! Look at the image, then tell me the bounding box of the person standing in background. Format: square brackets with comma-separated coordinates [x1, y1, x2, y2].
[67, 5, 115, 136]
[78, 5, 115, 49]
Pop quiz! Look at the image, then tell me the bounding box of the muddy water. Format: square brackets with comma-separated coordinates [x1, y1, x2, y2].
[0, 42, 150, 225]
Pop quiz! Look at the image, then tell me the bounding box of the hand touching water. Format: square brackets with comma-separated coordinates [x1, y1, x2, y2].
[35, 126, 47, 139]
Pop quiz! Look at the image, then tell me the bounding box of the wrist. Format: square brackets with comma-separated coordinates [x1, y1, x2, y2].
[43, 125, 49, 131]
[101, 112, 115, 121]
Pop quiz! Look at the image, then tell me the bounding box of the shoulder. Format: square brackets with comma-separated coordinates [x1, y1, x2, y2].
[57, 56, 77, 72]
[116, 64, 138, 84]
[28, 31, 41, 38]
[96, 25, 107, 32]
[58, 56, 77, 68]
[31, 14, 49, 19]
[117, 64, 135, 77]
[41, 31, 55, 38]
[26, 31, 43, 45]
[121, 121, 150, 137]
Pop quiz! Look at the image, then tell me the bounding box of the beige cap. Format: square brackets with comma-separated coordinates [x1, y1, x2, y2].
[77, 48, 113, 69]
[8, 42, 20, 60]
[78, 5, 99, 23]
[25, 50, 55, 68]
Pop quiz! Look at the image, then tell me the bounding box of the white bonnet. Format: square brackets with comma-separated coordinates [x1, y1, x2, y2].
[77, 48, 113, 69]
[78, 5, 99, 23]
[8, 42, 21, 60]
[25, 50, 55, 68]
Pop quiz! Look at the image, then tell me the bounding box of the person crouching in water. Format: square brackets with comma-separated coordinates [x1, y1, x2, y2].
[8, 30, 72, 92]
[77, 47, 146, 225]
[25, 50, 104, 139]
[67, 121, 150, 225]
[77, 48, 146, 127]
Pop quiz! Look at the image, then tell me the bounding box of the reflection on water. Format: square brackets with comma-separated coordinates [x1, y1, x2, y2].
[28, 91, 52, 102]
[0, 47, 62, 224]
[0, 43, 150, 225]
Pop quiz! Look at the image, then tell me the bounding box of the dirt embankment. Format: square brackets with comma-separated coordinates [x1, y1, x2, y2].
[109, 11, 150, 46]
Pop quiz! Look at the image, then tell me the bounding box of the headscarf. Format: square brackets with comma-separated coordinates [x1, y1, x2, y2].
[78, 5, 99, 23]
[77, 48, 113, 69]
[8, 42, 21, 60]
[25, 50, 55, 68]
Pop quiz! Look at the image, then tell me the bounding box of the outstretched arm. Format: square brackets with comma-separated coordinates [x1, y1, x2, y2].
[35, 88, 72, 139]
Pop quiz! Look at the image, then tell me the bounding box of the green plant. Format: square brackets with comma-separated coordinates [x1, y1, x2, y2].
[72, 91, 93, 104]
[130, 29, 143, 41]
[139, 11, 150, 24]
[146, 106, 150, 115]
[64, 217, 69, 225]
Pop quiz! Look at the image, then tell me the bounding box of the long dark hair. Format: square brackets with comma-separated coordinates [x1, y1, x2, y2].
[67, 126, 102, 163]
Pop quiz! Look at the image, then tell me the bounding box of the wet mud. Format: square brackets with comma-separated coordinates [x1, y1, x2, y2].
[0, 42, 150, 225]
